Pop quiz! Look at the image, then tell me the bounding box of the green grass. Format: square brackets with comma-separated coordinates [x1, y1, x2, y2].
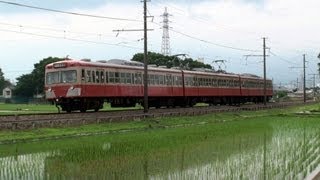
[0, 103, 142, 115]
[0, 103, 57, 114]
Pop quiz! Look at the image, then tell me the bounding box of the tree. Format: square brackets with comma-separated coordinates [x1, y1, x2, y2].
[0, 68, 5, 94]
[14, 57, 62, 97]
[0, 68, 11, 95]
[318, 53, 320, 75]
[131, 52, 212, 70]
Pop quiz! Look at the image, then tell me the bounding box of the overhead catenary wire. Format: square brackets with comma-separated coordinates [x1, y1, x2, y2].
[0, 0, 141, 22]
[149, 20, 259, 52]
[0, 28, 142, 50]
[0, 21, 144, 42]
[0, 0, 260, 53]
[169, 27, 260, 52]
[152, 0, 261, 37]
[269, 51, 300, 65]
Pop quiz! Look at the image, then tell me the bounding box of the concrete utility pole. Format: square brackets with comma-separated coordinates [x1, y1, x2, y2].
[263, 37, 267, 105]
[303, 54, 306, 103]
[243, 37, 269, 105]
[143, 0, 149, 113]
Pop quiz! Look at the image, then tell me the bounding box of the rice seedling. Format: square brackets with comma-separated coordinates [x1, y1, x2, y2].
[0, 103, 320, 179]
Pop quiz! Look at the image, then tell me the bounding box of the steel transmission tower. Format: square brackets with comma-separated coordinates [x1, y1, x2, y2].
[161, 7, 171, 56]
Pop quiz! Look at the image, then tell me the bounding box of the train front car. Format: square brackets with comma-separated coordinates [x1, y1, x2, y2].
[45, 60, 102, 113]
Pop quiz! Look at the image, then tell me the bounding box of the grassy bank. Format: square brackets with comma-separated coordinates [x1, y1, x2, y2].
[0, 103, 141, 115]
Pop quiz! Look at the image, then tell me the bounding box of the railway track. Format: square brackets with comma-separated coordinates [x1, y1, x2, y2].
[0, 101, 316, 130]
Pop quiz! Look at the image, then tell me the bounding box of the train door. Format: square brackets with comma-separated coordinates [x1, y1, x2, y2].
[135, 72, 143, 97]
[81, 69, 86, 96]
[166, 74, 173, 96]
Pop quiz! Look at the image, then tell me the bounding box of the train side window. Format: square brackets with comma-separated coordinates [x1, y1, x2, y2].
[109, 72, 115, 83]
[81, 69, 85, 81]
[173, 76, 177, 86]
[86, 70, 91, 82]
[115, 72, 120, 83]
[120, 73, 125, 83]
[100, 71, 104, 83]
[226, 80, 230, 87]
[131, 73, 135, 84]
[185, 77, 189, 86]
[154, 75, 160, 85]
[184, 77, 188, 86]
[178, 76, 182, 86]
[166, 75, 172, 85]
[159, 75, 164, 85]
[92, 71, 96, 83]
[186, 77, 189, 86]
[174, 76, 178, 86]
[126, 73, 132, 84]
[207, 78, 211, 86]
[135, 73, 142, 84]
[96, 71, 100, 83]
[234, 80, 238, 87]
[192, 77, 196, 86]
[151, 74, 156, 85]
[105, 71, 108, 83]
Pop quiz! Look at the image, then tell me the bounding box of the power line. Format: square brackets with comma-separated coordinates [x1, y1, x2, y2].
[0, 22, 111, 38]
[0, 28, 142, 50]
[168, 27, 259, 52]
[0, 0, 141, 22]
[0, 21, 145, 44]
[152, 0, 260, 37]
[154, 21, 259, 52]
[269, 51, 300, 65]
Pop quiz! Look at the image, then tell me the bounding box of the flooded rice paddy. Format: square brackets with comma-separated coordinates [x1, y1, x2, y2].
[0, 115, 320, 179]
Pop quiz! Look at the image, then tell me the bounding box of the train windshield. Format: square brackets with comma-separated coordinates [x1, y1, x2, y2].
[46, 70, 77, 84]
[61, 70, 77, 83]
[46, 72, 60, 85]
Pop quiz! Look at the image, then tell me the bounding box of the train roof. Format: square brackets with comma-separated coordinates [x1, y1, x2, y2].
[46, 59, 271, 81]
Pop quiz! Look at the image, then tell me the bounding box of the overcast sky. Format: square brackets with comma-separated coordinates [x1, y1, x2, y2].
[0, 0, 319, 87]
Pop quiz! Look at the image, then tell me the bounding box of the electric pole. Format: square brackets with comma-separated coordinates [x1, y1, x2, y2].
[243, 38, 269, 105]
[143, 0, 149, 113]
[303, 54, 306, 103]
[263, 37, 267, 105]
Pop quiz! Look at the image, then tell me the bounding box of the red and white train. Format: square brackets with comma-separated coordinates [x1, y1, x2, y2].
[45, 59, 273, 112]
